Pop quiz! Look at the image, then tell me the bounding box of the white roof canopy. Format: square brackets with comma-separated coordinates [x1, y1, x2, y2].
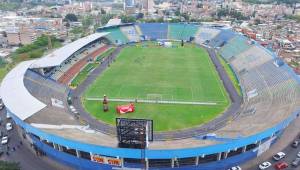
[30, 32, 108, 69]
[106, 18, 122, 27]
[0, 60, 47, 120]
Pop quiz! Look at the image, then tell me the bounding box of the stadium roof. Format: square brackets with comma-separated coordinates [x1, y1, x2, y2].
[0, 60, 47, 120]
[105, 18, 122, 27]
[30, 32, 108, 69]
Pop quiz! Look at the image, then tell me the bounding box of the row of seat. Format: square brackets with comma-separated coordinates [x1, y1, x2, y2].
[97, 24, 230, 44]
[214, 31, 300, 138]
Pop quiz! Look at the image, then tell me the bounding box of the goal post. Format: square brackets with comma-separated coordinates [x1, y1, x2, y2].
[146, 94, 162, 103]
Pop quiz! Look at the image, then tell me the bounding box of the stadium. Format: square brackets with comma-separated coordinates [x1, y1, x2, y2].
[1, 22, 300, 170]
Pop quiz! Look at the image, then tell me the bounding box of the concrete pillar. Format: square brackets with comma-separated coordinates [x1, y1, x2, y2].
[171, 158, 175, 168]
[195, 156, 199, 165]
[217, 153, 222, 161]
[145, 158, 149, 170]
[58, 145, 63, 151]
[53, 143, 58, 150]
[76, 149, 81, 158]
[242, 146, 247, 153]
[121, 158, 124, 168]
[223, 152, 228, 159]
[89, 152, 93, 161]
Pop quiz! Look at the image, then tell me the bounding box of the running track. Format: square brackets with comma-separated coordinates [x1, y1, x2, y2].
[72, 44, 243, 140]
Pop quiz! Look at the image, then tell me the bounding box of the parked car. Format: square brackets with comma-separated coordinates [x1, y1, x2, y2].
[297, 151, 300, 158]
[1, 136, 8, 145]
[259, 161, 272, 169]
[273, 152, 286, 161]
[274, 162, 288, 170]
[6, 123, 12, 131]
[292, 140, 299, 148]
[292, 158, 300, 167]
[228, 166, 241, 170]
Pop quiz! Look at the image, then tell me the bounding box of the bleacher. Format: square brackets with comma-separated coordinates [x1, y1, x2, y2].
[101, 27, 129, 44]
[208, 29, 236, 47]
[215, 38, 300, 138]
[195, 27, 220, 44]
[24, 70, 68, 105]
[219, 35, 252, 60]
[50, 42, 104, 80]
[168, 23, 199, 41]
[120, 25, 140, 42]
[230, 46, 273, 72]
[138, 23, 168, 40]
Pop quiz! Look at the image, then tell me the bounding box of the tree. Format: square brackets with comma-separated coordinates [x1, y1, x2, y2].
[136, 13, 144, 19]
[100, 8, 106, 14]
[0, 161, 20, 170]
[254, 18, 261, 25]
[120, 15, 136, 23]
[65, 13, 78, 22]
[175, 10, 180, 16]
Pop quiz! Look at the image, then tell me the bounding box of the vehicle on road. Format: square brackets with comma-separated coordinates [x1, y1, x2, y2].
[291, 140, 299, 148]
[227, 166, 242, 170]
[6, 123, 12, 131]
[1, 136, 8, 145]
[273, 152, 286, 161]
[259, 161, 272, 169]
[297, 151, 300, 158]
[274, 162, 288, 170]
[292, 158, 300, 167]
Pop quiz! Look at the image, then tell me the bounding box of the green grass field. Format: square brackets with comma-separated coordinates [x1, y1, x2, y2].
[83, 44, 230, 131]
[217, 54, 242, 96]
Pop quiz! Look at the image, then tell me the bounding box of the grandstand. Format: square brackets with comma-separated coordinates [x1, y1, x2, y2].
[168, 23, 199, 41]
[219, 35, 252, 60]
[98, 27, 129, 44]
[209, 29, 236, 47]
[195, 27, 221, 44]
[1, 23, 300, 170]
[138, 23, 168, 40]
[120, 25, 140, 42]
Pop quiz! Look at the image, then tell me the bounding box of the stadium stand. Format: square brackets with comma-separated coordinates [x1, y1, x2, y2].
[120, 25, 140, 42]
[24, 70, 68, 104]
[209, 29, 236, 47]
[58, 45, 109, 84]
[138, 23, 168, 40]
[230, 45, 273, 72]
[100, 27, 128, 44]
[195, 27, 221, 44]
[168, 23, 199, 40]
[50, 42, 105, 80]
[219, 35, 253, 60]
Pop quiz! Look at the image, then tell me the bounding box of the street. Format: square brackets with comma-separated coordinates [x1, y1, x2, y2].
[0, 107, 73, 170]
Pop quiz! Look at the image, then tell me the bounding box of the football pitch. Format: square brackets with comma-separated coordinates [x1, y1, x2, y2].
[83, 44, 230, 131]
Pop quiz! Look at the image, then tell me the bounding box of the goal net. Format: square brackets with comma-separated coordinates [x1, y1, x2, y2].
[146, 94, 162, 103]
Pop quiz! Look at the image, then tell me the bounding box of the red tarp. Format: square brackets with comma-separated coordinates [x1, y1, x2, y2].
[116, 103, 135, 114]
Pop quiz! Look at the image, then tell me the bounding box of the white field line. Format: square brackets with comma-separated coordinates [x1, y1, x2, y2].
[85, 97, 217, 105]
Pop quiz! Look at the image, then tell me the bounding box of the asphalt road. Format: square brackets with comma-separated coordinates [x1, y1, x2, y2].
[0, 108, 73, 170]
[242, 115, 300, 170]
